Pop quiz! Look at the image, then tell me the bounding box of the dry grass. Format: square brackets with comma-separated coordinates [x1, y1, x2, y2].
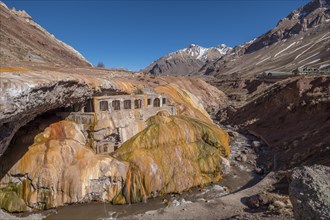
[0, 67, 29, 73]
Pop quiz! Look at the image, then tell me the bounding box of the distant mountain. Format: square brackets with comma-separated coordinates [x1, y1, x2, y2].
[0, 2, 92, 67]
[144, 0, 330, 77]
[197, 0, 330, 77]
[144, 44, 232, 75]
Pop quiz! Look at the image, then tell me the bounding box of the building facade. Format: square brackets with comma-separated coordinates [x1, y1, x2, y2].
[58, 93, 176, 154]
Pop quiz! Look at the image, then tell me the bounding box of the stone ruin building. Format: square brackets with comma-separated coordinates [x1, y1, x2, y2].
[57, 92, 176, 154]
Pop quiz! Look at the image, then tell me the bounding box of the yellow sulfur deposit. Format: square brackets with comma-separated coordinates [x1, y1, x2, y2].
[112, 111, 229, 204]
[155, 83, 212, 123]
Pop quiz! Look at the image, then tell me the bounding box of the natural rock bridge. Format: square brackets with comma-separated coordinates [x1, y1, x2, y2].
[57, 93, 176, 154]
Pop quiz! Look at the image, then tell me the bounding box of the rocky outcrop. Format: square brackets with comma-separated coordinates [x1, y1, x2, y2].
[221, 76, 330, 170]
[0, 2, 91, 67]
[111, 111, 230, 204]
[155, 83, 212, 123]
[0, 75, 92, 158]
[0, 121, 129, 212]
[157, 76, 228, 114]
[289, 165, 330, 220]
[245, 0, 330, 54]
[0, 69, 139, 158]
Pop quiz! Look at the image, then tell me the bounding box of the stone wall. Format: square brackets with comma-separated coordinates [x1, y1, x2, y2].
[60, 94, 176, 154]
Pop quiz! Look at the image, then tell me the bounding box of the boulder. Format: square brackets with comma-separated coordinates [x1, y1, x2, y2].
[289, 165, 330, 220]
[221, 156, 231, 175]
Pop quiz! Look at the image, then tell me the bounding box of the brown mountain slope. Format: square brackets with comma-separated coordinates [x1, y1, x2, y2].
[0, 2, 91, 67]
[219, 76, 330, 170]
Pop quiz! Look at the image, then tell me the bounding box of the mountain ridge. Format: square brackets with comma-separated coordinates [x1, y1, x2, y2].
[143, 43, 232, 75]
[0, 2, 92, 68]
[144, 0, 330, 77]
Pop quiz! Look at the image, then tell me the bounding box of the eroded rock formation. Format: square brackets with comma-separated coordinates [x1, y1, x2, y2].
[0, 69, 230, 212]
[112, 111, 230, 204]
[0, 68, 228, 161]
[0, 111, 230, 211]
[0, 121, 128, 212]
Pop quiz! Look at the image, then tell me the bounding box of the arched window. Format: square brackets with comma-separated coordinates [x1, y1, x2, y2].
[154, 98, 160, 107]
[99, 101, 109, 111]
[112, 100, 121, 110]
[124, 100, 131, 109]
[162, 98, 166, 105]
[134, 99, 142, 109]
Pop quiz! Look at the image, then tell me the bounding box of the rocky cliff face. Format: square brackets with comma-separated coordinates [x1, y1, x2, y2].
[111, 111, 229, 204]
[220, 76, 330, 170]
[144, 44, 232, 75]
[0, 2, 91, 67]
[156, 76, 228, 114]
[0, 121, 129, 212]
[198, 0, 330, 77]
[245, 0, 330, 54]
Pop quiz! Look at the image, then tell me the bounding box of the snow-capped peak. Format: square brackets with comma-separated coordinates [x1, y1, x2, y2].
[215, 44, 232, 55]
[167, 44, 232, 61]
[182, 44, 208, 59]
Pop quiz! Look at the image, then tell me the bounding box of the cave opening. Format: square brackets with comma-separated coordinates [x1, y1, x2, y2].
[0, 103, 85, 180]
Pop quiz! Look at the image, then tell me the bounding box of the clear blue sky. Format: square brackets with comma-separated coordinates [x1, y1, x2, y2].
[3, 0, 309, 70]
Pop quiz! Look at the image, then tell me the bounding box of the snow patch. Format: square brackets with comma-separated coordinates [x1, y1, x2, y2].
[256, 56, 271, 65]
[168, 44, 232, 61]
[298, 52, 320, 64]
[295, 33, 330, 60]
[319, 64, 330, 69]
[274, 42, 296, 58]
[306, 59, 321, 65]
[246, 38, 257, 45]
